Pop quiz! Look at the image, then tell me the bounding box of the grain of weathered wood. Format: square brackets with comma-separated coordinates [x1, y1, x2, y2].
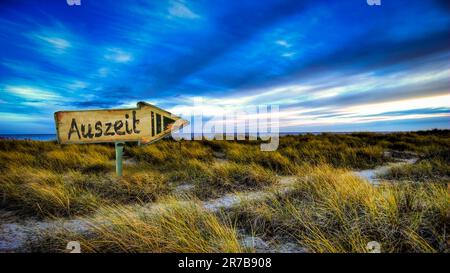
[54, 102, 187, 145]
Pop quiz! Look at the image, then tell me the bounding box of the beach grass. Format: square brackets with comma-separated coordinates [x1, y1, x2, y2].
[380, 147, 450, 183]
[228, 165, 449, 253]
[1, 130, 449, 252]
[27, 198, 244, 253]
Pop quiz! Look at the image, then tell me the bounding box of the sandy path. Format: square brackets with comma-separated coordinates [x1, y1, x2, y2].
[353, 157, 417, 185]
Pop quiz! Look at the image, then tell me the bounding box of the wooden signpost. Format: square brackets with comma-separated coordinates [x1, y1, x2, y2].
[54, 102, 188, 176]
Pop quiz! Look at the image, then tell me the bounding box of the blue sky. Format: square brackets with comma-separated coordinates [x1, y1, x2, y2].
[0, 0, 449, 134]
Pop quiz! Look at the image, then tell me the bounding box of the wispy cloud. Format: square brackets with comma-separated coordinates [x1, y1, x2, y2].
[4, 86, 61, 101]
[168, 0, 200, 19]
[0, 112, 44, 122]
[104, 48, 133, 63]
[31, 35, 71, 52]
[275, 40, 291, 47]
[26, 23, 76, 56]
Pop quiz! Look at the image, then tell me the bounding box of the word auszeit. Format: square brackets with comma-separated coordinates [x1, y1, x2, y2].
[68, 111, 141, 140]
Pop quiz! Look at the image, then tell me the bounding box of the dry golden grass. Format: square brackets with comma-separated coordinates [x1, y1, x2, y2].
[1, 131, 449, 253]
[0, 166, 170, 217]
[230, 165, 449, 253]
[224, 143, 295, 174]
[128, 140, 213, 167]
[29, 199, 245, 253]
[0, 167, 100, 217]
[167, 158, 278, 199]
[380, 148, 450, 183]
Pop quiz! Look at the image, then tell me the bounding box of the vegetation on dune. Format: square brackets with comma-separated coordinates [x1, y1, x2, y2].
[28, 199, 244, 253]
[0, 168, 170, 217]
[380, 148, 450, 183]
[229, 165, 449, 253]
[1, 130, 449, 253]
[191, 161, 278, 199]
[225, 143, 295, 174]
[0, 140, 114, 173]
[0, 141, 171, 217]
[202, 130, 450, 172]
[128, 140, 214, 168]
[1, 130, 450, 217]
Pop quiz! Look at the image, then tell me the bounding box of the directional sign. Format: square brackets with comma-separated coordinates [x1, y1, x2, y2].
[54, 102, 187, 145]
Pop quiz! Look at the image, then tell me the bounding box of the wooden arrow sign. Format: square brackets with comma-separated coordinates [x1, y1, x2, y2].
[54, 102, 187, 145]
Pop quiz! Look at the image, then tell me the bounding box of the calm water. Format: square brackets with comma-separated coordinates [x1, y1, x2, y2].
[0, 134, 56, 141]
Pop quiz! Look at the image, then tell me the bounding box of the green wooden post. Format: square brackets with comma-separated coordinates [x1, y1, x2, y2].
[115, 142, 124, 176]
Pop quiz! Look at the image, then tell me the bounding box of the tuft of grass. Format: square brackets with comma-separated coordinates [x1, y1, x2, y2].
[193, 162, 278, 199]
[281, 139, 386, 169]
[0, 141, 114, 173]
[164, 158, 278, 199]
[29, 199, 245, 253]
[0, 167, 100, 217]
[128, 140, 213, 168]
[65, 170, 171, 203]
[226, 143, 295, 174]
[0, 167, 170, 217]
[43, 147, 111, 173]
[229, 165, 449, 253]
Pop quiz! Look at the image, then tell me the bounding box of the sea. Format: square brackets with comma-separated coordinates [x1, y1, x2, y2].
[0, 134, 57, 141]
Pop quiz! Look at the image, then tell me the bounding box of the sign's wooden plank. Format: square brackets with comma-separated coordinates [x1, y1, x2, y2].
[54, 102, 187, 145]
